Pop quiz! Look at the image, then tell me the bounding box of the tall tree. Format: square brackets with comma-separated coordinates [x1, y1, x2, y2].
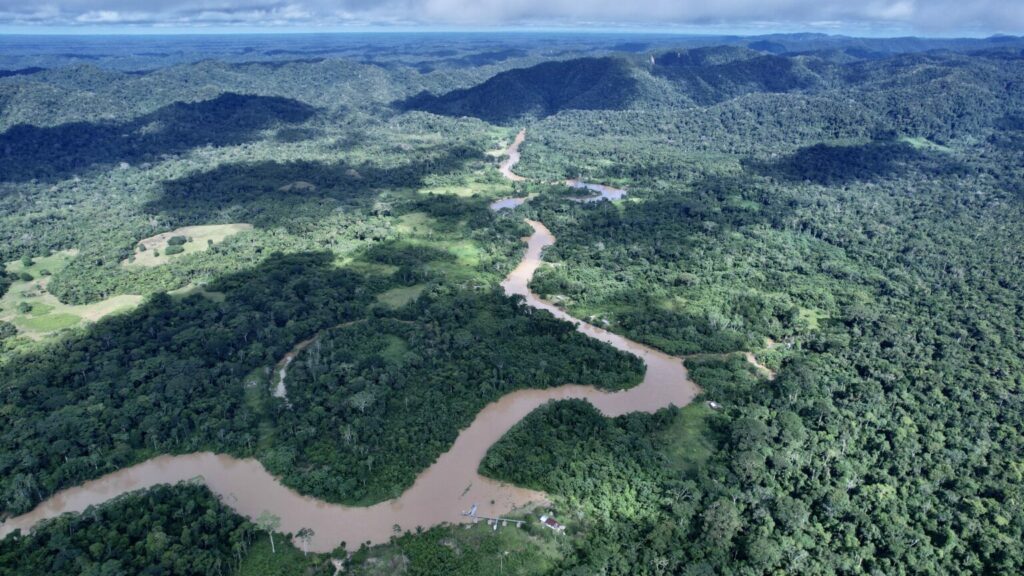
[256, 511, 281, 555]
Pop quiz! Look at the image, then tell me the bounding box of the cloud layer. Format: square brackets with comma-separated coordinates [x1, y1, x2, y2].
[1, 0, 1021, 34]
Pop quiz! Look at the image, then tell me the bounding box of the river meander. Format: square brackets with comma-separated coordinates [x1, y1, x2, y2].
[0, 129, 700, 553]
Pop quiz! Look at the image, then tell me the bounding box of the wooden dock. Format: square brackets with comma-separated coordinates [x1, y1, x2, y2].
[461, 505, 526, 528]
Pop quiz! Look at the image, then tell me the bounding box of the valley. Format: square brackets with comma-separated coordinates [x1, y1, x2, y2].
[0, 146, 702, 552]
[0, 31, 1023, 575]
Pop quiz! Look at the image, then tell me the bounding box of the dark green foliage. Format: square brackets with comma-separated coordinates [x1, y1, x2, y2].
[483, 49, 1024, 572]
[0, 321, 15, 342]
[746, 139, 967, 184]
[166, 235, 188, 246]
[652, 46, 825, 104]
[481, 400, 710, 575]
[163, 244, 185, 255]
[400, 57, 642, 123]
[271, 289, 643, 504]
[0, 252, 374, 515]
[0, 93, 316, 182]
[0, 484, 252, 576]
[2, 36, 1024, 576]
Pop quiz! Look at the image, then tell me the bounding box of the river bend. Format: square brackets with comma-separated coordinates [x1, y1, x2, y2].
[0, 129, 699, 553]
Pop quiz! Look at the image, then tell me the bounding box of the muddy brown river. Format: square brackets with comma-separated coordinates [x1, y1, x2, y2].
[497, 129, 527, 182]
[0, 130, 699, 553]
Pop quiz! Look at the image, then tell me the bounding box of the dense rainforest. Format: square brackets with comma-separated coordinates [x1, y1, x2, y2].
[1, 32, 1023, 574]
[0, 483, 335, 576]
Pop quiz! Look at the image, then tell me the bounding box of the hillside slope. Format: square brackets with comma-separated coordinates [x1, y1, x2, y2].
[399, 57, 645, 122]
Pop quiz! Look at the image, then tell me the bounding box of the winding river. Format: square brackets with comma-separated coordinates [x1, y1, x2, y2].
[0, 129, 699, 553]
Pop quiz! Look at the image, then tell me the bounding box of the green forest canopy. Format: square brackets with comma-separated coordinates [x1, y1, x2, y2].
[0, 34, 1023, 575]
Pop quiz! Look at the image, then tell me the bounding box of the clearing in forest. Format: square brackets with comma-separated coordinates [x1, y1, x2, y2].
[278, 181, 317, 192]
[123, 223, 253, 267]
[1, 250, 143, 338]
[376, 284, 428, 309]
[656, 403, 717, 475]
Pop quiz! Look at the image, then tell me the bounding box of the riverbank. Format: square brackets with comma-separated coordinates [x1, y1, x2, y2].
[0, 128, 701, 554]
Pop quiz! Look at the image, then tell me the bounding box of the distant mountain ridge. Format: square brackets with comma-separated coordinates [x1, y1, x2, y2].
[398, 57, 643, 122]
[651, 46, 826, 104]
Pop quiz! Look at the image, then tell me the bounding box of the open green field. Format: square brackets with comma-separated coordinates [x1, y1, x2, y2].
[168, 283, 228, 302]
[347, 509, 562, 576]
[395, 211, 438, 235]
[900, 136, 953, 153]
[122, 223, 253, 267]
[2, 250, 144, 338]
[377, 284, 428, 308]
[656, 403, 718, 475]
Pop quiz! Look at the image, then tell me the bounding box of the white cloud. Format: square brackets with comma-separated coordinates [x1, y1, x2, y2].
[0, 0, 1020, 33]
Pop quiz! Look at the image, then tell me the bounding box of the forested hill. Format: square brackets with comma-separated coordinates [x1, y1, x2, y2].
[399, 57, 649, 122]
[651, 46, 826, 104]
[394, 47, 1022, 130]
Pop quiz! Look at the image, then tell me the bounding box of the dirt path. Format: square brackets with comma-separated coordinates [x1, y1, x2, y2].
[273, 320, 363, 400]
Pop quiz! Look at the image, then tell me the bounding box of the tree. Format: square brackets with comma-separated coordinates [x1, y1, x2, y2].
[256, 511, 281, 554]
[296, 527, 315, 557]
[702, 498, 742, 548]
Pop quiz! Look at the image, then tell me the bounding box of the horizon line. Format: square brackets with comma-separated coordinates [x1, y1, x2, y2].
[0, 27, 1018, 40]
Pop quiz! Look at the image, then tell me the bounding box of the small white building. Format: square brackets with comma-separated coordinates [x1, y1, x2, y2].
[539, 515, 565, 533]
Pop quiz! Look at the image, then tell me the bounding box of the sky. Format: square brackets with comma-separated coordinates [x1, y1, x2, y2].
[0, 0, 1022, 36]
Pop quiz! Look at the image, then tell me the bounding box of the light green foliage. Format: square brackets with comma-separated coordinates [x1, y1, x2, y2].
[1, 250, 144, 339]
[347, 516, 563, 576]
[376, 284, 428, 309]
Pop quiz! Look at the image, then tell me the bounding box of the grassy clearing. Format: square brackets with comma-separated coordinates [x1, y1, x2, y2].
[391, 212, 488, 283]
[123, 223, 253, 267]
[900, 136, 952, 153]
[15, 312, 81, 332]
[796, 307, 826, 331]
[418, 180, 513, 199]
[441, 240, 482, 267]
[2, 251, 144, 338]
[376, 284, 427, 309]
[657, 403, 717, 475]
[340, 257, 399, 277]
[277, 180, 317, 192]
[418, 149, 514, 200]
[6, 249, 78, 278]
[380, 334, 411, 366]
[169, 284, 227, 302]
[237, 534, 334, 576]
[395, 211, 438, 235]
[348, 511, 563, 576]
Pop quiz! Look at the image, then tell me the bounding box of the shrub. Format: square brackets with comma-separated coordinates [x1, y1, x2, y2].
[0, 320, 16, 341]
